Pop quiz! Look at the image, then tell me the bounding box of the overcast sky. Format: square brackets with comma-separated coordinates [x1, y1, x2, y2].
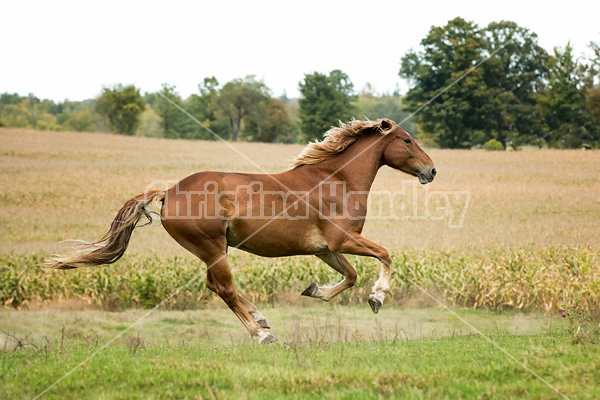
[1, 0, 599, 102]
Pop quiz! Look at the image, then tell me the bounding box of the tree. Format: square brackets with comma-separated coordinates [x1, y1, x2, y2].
[210, 76, 270, 142]
[244, 98, 291, 143]
[0, 93, 26, 127]
[95, 85, 144, 135]
[55, 100, 97, 132]
[0, 94, 60, 130]
[537, 44, 598, 148]
[137, 105, 162, 138]
[400, 17, 488, 148]
[143, 92, 158, 108]
[483, 21, 549, 148]
[61, 104, 97, 132]
[581, 39, 600, 90]
[400, 18, 555, 149]
[185, 77, 229, 140]
[584, 40, 600, 131]
[153, 83, 194, 139]
[27, 93, 39, 128]
[352, 86, 418, 135]
[0, 93, 21, 107]
[586, 88, 600, 131]
[298, 70, 356, 142]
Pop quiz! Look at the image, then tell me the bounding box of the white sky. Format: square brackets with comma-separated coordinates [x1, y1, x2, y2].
[1, 0, 599, 102]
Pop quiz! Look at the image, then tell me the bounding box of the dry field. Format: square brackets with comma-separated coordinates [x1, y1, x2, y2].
[1, 127, 599, 255]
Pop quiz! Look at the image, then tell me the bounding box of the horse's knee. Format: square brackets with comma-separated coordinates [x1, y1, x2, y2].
[206, 280, 217, 293]
[379, 251, 391, 268]
[346, 268, 357, 287]
[216, 285, 237, 305]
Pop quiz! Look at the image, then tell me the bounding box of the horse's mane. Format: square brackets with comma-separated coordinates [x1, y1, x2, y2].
[288, 119, 396, 170]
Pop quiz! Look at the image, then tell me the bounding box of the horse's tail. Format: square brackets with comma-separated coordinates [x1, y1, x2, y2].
[43, 190, 165, 270]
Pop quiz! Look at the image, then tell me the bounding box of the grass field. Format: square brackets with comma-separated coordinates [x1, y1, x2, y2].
[1, 127, 600, 398]
[2, 306, 599, 399]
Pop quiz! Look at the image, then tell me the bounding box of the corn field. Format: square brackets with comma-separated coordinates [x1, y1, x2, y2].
[2, 246, 598, 314]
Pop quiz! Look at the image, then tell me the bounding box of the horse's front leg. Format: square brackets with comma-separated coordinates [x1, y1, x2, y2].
[301, 253, 357, 301]
[335, 233, 392, 314]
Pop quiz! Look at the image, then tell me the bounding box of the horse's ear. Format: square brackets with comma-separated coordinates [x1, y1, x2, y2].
[379, 119, 394, 133]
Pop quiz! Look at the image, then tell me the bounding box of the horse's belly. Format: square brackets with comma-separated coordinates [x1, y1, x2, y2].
[226, 219, 329, 257]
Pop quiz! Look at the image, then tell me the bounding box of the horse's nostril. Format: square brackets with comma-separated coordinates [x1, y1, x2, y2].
[431, 168, 437, 177]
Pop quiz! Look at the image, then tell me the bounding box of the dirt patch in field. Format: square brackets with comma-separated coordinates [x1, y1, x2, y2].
[11, 288, 452, 312]
[23, 297, 103, 311]
[396, 288, 448, 308]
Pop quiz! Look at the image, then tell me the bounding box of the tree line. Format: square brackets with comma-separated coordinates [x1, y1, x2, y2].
[0, 73, 414, 144]
[1, 17, 598, 149]
[401, 18, 600, 149]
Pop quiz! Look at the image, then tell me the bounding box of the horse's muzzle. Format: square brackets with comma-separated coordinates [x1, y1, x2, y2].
[418, 167, 436, 184]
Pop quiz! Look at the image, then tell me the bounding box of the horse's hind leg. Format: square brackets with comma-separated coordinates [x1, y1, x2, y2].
[207, 270, 271, 329]
[161, 200, 274, 342]
[301, 253, 357, 302]
[236, 295, 271, 329]
[205, 257, 277, 344]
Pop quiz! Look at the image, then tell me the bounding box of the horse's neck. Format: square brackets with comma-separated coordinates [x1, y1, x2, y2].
[315, 134, 386, 192]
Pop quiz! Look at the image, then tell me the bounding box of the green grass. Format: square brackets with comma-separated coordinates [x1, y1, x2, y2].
[1, 306, 598, 399]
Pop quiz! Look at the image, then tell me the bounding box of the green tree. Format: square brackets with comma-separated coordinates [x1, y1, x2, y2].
[95, 85, 144, 135]
[580, 39, 600, 91]
[244, 98, 291, 143]
[278, 93, 301, 143]
[212, 76, 270, 142]
[352, 86, 418, 135]
[153, 83, 194, 139]
[0, 93, 22, 126]
[0, 95, 60, 130]
[537, 44, 598, 148]
[185, 77, 229, 140]
[483, 21, 549, 148]
[0, 94, 27, 128]
[298, 70, 356, 142]
[137, 105, 162, 138]
[56, 100, 97, 132]
[400, 18, 555, 149]
[584, 40, 600, 131]
[0, 93, 21, 107]
[587, 87, 600, 128]
[400, 17, 488, 148]
[26, 93, 39, 128]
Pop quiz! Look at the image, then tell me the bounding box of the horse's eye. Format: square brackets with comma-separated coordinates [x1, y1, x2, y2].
[404, 138, 412, 144]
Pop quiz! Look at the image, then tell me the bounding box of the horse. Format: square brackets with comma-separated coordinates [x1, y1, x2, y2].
[44, 118, 436, 344]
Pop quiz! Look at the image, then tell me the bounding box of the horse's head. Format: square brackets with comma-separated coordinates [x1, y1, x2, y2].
[382, 120, 436, 184]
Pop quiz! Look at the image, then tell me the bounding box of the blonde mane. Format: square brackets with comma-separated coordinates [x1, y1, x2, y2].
[289, 119, 396, 170]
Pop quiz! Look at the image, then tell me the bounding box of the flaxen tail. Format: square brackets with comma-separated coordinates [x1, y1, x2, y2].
[43, 190, 164, 270]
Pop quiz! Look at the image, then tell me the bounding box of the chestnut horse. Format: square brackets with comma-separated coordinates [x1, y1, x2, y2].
[45, 119, 436, 344]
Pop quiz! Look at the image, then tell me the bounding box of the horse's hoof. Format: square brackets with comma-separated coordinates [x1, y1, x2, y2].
[256, 318, 271, 329]
[260, 333, 278, 344]
[301, 282, 319, 297]
[368, 297, 382, 314]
